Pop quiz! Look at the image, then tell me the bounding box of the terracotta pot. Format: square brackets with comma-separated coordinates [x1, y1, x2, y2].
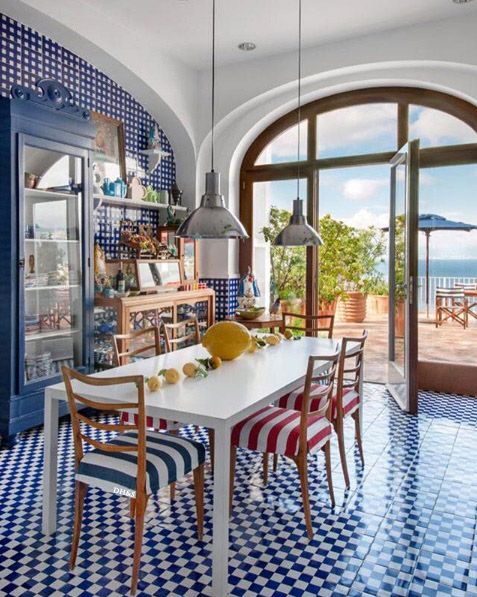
[367, 294, 389, 316]
[337, 291, 367, 323]
[318, 299, 337, 316]
[395, 300, 405, 338]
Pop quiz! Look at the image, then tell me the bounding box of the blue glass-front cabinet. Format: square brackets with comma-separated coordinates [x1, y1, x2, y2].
[0, 80, 95, 447]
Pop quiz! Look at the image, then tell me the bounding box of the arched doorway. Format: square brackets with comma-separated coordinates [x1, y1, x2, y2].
[239, 87, 477, 394]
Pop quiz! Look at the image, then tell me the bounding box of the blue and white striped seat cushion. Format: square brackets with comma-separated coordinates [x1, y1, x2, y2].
[76, 431, 206, 498]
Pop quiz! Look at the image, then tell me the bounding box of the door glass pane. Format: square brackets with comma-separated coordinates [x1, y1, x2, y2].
[253, 179, 307, 310]
[409, 105, 477, 147]
[23, 145, 83, 384]
[255, 121, 307, 165]
[418, 164, 477, 365]
[317, 103, 397, 158]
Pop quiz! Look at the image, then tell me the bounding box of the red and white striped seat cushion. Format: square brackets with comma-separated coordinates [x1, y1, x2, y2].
[231, 406, 333, 457]
[277, 386, 360, 419]
[277, 383, 330, 413]
[120, 412, 182, 432]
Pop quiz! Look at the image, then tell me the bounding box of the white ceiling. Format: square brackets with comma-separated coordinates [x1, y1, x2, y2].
[78, 0, 477, 69]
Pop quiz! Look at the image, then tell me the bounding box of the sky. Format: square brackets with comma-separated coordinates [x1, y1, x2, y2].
[259, 104, 477, 261]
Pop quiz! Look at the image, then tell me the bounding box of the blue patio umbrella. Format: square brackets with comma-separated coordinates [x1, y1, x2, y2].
[418, 214, 477, 317]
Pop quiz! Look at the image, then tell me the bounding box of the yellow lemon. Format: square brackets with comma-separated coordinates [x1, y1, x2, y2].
[183, 362, 198, 378]
[209, 356, 222, 369]
[147, 375, 161, 392]
[248, 338, 258, 353]
[202, 321, 251, 361]
[284, 329, 294, 340]
[266, 334, 280, 346]
[164, 368, 180, 384]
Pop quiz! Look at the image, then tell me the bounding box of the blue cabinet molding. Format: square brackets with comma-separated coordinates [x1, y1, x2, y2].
[0, 79, 95, 447]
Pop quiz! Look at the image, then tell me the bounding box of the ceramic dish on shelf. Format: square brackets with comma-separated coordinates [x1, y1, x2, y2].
[235, 307, 265, 320]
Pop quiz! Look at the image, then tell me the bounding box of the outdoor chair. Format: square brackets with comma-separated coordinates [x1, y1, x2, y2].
[435, 288, 467, 329]
[454, 283, 477, 322]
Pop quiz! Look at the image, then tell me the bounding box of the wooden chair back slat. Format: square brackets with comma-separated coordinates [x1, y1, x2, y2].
[335, 331, 368, 419]
[298, 346, 340, 455]
[72, 393, 139, 411]
[62, 366, 147, 496]
[281, 312, 335, 338]
[163, 316, 200, 350]
[113, 326, 164, 366]
[77, 412, 135, 434]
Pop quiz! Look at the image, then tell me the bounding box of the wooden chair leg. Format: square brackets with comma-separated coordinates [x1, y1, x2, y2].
[193, 464, 204, 540]
[273, 453, 278, 472]
[295, 456, 313, 540]
[229, 445, 236, 514]
[130, 496, 146, 596]
[324, 442, 335, 508]
[70, 481, 88, 569]
[262, 452, 269, 486]
[129, 497, 136, 518]
[208, 428, 215, 470]
[335, 417, 350, 489]
[353, 411, 364, 464]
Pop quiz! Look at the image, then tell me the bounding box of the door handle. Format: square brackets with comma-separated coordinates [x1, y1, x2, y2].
[18, 258, 25, 268]
[409, 276, 414, 305]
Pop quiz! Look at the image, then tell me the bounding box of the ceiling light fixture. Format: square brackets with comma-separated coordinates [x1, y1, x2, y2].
[176, 0, 248, 240]
[274, 0, 322, 247]
[238, 42, 256, 51]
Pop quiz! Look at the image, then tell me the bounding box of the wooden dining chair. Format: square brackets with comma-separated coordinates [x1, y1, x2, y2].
[162, 316, 200, 350]
[333, 331, 368, 488]
[62, 366, 205, 596]
[281, 312, 335, 338]
[229, 348, 340, 539]
[113, 325, 167, 365]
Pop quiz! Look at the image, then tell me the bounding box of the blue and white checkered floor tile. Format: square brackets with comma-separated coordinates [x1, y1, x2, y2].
[1, 385, 477, 596]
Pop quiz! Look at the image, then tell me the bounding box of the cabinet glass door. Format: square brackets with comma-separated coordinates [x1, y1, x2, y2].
[22, 143, 85, 385]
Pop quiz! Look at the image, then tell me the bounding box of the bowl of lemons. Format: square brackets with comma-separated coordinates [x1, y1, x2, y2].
[235, 306, 265, 320]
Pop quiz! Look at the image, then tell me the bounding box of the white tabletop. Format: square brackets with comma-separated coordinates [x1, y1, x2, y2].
[45, 337, 340, 428]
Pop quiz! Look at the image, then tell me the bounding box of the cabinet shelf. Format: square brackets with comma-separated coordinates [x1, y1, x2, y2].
[25, 284, 80, 291]
[25, 329, 80, 341]
[25, 188, 78, 200]
[24, 238, 79, 243]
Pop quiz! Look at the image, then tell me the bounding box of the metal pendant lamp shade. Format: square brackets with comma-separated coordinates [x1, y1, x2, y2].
[176, 0, 248, 240]
[274, 0, 321, 247]
[176, 171, 248, 239]
[275, 198, 323, 246]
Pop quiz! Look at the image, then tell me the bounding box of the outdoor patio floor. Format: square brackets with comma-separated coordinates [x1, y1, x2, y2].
[334, 313, 477, 384]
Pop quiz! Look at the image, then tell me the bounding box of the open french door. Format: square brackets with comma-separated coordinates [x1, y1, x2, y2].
[387, 141, 419, 414]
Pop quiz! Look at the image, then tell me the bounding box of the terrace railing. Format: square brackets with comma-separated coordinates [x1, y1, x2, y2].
[417, 276, 477, 311]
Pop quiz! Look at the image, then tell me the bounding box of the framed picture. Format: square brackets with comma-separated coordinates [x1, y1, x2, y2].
[136, 259, 183, 292]
[91, 111, 126, 183]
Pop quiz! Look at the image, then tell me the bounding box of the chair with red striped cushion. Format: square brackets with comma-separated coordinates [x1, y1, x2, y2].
[230, 347, 340, 539]
[334, 331, 368, 489]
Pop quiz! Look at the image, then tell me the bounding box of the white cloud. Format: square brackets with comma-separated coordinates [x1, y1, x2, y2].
[342, 177, 388, 201]
[410, 107, 476, 146]
[342, 208, 389, 230]
[319, 104, 396, 151]
[256, 121, 307, 162]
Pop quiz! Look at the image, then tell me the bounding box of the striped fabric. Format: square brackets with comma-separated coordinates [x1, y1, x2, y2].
[76, 431, 206, 498]
[120, 412, 182, 432]
[231, 406, 332, 457]
[277, 386, 360, 419]
[277, 383, 330, 413]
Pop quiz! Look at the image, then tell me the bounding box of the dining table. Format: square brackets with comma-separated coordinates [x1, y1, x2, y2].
[42, 336, 360, 596]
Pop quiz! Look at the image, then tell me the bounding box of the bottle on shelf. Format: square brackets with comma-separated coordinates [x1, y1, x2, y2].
[116, 266, 125, 294]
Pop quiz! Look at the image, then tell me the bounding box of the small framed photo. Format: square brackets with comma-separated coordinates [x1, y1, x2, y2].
[91, 111, 127, 182]
[136, 259, 183, 293]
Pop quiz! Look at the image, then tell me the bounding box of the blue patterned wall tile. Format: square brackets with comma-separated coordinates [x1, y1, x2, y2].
[199, 277, 240, 320]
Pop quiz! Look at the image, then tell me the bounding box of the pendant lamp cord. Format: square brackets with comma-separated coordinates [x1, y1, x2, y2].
[296, 0, 302, 200]
[211, 0, 216, 172]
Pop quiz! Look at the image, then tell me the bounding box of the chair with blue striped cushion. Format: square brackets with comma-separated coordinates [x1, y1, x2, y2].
[62, 366, 205, 596]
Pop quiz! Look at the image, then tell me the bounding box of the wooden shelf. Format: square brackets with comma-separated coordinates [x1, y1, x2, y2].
[93, 194, 188, 212]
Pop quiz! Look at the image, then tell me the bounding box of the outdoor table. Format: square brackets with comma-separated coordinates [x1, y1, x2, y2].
[42, 337, 356, 596]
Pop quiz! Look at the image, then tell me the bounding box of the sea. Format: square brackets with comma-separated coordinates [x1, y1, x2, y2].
[377, 259, 477, 278]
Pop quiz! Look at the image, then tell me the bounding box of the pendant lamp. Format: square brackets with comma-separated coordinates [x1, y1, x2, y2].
[274, 0, 322, 247]
[176, 0, 248, 240]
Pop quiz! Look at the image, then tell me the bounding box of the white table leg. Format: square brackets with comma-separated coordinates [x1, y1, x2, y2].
[211, 424, 230, 597]
[42, 393, 59, 535]
[359, 362, 364, 435]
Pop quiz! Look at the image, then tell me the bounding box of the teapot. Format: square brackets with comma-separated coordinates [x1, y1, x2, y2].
[101, 178, 115, 196]
[114, 178, 127, 198]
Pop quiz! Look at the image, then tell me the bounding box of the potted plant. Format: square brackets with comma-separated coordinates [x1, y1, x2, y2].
[262, 207, 306, 313]
[367, 279, 389, 316]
